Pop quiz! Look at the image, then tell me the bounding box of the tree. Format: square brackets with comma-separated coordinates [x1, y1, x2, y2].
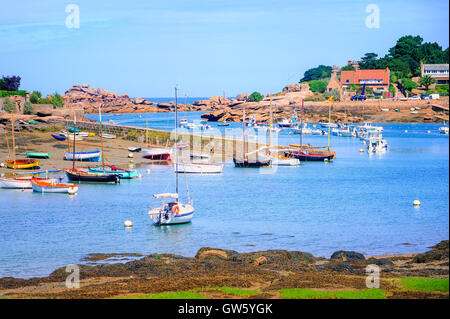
[248, 91, 263, 102]
[323, 89, 340, 101]
[341, 65, 355, 71]
[359, 53, 379, 69]
[23, 101, 33, 114]
[50, 92, 64, 108]
[401, 78, 418, 91]
[0, 75, 21, 91]
[308, 80, 328, 93]
[300, 65, 332, 82]
[2, 98, 16, 113]
[29, 91, 42, 103]
[418, 75, 436, 91]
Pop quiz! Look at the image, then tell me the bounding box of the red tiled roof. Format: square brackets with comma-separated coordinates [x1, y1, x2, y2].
[340, 69, 390, 85]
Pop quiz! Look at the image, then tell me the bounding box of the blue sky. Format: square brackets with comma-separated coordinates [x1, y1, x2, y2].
[0, 0, 448, 97]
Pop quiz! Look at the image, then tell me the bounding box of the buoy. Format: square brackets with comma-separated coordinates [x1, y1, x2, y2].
[324, 158, 329, 162]
[413, 199, 421, 206]
[68, 188, 77, 195]
[360, 148, 364, 152]
[137, 173, 142, 179]
[124, 219, 133, 227]
[427, 130, 431, 133]
[363, 140, 366, 145]
[129, 159, 134, 163]
[146, 168, 151, 174]
[128, 152, 133, 158]
[0, 163, 5, 168]
[405, 130, 408, 133]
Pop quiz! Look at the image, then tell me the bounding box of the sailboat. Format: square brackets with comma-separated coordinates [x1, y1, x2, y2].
[86, 105, 139, 179]
[289, 97, 335, 162]
[148, 87, 194, 225]
[233, 105, 270, 167]
[64, 115, 119, 183]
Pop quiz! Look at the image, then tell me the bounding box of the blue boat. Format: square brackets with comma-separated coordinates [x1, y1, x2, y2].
[51, 134, 66, 141]
[68, 126, 80, 133]
[88, 165, 139, 179]
[64, 150, 102, 162]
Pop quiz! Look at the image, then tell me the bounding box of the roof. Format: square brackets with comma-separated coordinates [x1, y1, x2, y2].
[340, 68, 390, 85]
[423, 64, 449, 71]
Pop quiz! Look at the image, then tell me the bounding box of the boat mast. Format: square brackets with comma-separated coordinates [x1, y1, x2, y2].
[269, 94, 272, 147]
[73, 114, 76, 169]
[99, 105, 105, 169]
[175, 87, 178, 197]
[242, 105, 246, 160]
[146, 120, 148, 146]
[300, 98, 304, 147]
[327, 97, 332, 152]
[185, 94, 187, 121]
[11, 105, 16, 175]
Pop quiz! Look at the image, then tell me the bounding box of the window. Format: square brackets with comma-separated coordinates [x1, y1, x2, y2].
[345, 79, 350, 83]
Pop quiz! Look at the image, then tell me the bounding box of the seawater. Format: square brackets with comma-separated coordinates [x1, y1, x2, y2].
[0, 111, 448, 278]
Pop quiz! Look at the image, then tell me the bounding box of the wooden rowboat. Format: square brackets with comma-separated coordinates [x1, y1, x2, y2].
[31, 178, 78, 194]
[5, 159, 40, 169]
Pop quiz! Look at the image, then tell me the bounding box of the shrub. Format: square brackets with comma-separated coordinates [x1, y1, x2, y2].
[0, 90, 26, 97]
[400, 78, 418, 91]
[308, 80, 328, 93]
[248, 92, 263, 102]
[2, 98, 16, 113]
[323, 89, 340, 101]
[304, 92, 326, 102]
[50, 92, 64, 108]
[38, 98, 52, 104]
[0, 75, 21, 91]
[23, 101, 33, 114]
[29, 91, 42, 103]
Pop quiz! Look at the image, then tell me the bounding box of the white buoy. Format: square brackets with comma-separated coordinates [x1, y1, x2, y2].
[128, 152, 134, 158]
[0, 162, 5, 168]
[124, 219, 133, 227]
[413, 199, 421, 206]
[363, 140, 366, 145]
[405, 130, 408, 133]
[427, 130, 431, 134]
[137, 173, 142, 179]
[146, 168, 151, 174]
[360, 148, 364, 152]
[68, 188, 77, 195]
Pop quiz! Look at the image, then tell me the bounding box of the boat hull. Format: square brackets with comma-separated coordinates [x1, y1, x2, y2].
[0, 177, 56, 189]
[5, 159, 40, 169]
[148, 204, 194, 225]
[26, 152, 51, 159]
[233, 157, 271, 167]
[65, 169, 119, 183]
[289, 151, 334, 162]
[175, 163, 223, 174]
[64, 151, 101, 162]
[31, 180, 78, 193]
[142, 148, 172, 161]
[88, 166, 139, 179]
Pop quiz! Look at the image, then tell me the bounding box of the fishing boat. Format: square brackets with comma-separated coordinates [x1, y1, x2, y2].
[65, 168, 119, 183]
[60, 131, 83, 141]
[319, 122, 338, 129]
[88, 165, 139, 179]
[51, 134, 66, 141]
[26, 152, 51, 159]
[142, 147, 172, 161]
[233, 105, 270, 168]
[367, 137, 388, 153]
[68, 126, 80, 133]
[439, 126, 449, 135]
[179, 119, 189, 127]
[217, 121, 230, 126]
[148, 87, 194, 226]
[64, 150, 102, 161]
[6, 159, 40, 169]
[175, 162, 223, 174]
[277, 118, 293, 128]
[31, 178, 78, 194]
[128, 147, 142, 152]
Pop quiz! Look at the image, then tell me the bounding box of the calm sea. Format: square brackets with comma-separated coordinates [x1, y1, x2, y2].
[0, 110, 448, 278]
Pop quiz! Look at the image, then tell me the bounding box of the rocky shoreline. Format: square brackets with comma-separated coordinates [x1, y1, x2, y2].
[0, 240, 447, 299]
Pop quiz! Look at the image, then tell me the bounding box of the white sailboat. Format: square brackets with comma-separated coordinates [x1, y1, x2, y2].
[148, 88, 194, 225]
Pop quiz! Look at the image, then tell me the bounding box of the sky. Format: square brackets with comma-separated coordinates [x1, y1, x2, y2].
[0, 0, 448, 97]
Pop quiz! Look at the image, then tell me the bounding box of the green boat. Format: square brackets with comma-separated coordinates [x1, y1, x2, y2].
[88, 165, 139, 179]
[26, 152, 51, 159]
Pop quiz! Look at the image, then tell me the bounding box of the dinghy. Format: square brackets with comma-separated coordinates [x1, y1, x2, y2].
[175, 162, 223, 174]
[128, 147, 142, 152]
[142, 147, 172, 161]
[65, 168, 119, 183]
[51, 134, 66, 141]
[0, 177, 55, 189]
[88, 165, 139, 179]
[26, 152, 51, 159]
[6, 159, 40, 169]
[31, 178, 78, 194]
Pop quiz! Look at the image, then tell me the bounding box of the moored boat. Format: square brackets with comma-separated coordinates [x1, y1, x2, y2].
[65, 168, 120, 183]
[31, 178, 78, 194]
[88, 165, 139, 179]
[288, 149, 334, 162]
[51, 134, 66, 141]
[0, 177, 56, 189]
[175, 162, 223, 174]
[128, 147, 142, 152]
[26, 152, 51, 159]
[233, 157, 271, 167]
[142, 147, 172, 161]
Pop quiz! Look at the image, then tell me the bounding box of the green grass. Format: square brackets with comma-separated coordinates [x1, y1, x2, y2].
[196, 287, 261, 297]
[279, 288, 387, 299]
[399, 277, 449, 292]
[114, 291, 209, 299]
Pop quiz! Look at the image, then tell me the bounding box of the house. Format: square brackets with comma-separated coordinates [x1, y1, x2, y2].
[420, 61, 449, 85]
[340, 67, 390, 93]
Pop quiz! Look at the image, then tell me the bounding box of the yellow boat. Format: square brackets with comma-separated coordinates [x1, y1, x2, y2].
[88, 132, 95, 137]
[6, 159, 40, 169]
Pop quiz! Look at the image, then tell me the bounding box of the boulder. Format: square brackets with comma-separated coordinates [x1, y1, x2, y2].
[236, 93, 249, 101]
[330, 250, 366, 262]
[195, 247, 238, 261]
[367, 258, 394, 266]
